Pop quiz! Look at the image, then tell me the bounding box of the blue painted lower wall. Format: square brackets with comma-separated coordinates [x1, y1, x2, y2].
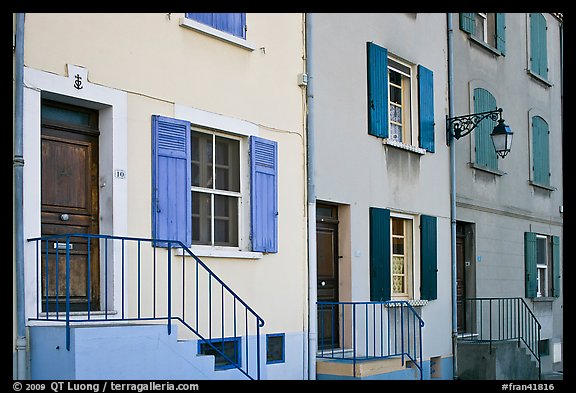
[29, 323, 306, 380]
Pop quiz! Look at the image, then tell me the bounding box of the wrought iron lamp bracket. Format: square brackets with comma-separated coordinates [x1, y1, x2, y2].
[446, 108, 502, 144]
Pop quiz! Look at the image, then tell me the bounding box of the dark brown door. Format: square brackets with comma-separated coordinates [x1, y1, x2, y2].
[316, 204, 339, 349]
[456, 234, 466, 333]
[41, 102, 100, 312]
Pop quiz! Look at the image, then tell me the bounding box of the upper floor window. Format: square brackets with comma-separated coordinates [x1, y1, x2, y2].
[459, 13, 506, 55]
[367, 42, 435, 153]
[529, 13, 549, 81]
[185, 13, 246, 39]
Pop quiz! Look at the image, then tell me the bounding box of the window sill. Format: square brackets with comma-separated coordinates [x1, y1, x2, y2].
[176, 246, 263, 260]
[532, 296, 556, 303]
[526, 69, 553, 87]
[383, 139, 427, 155]
[179, 17, 256, 51]
[468, 35, 503, 57]
[469, 162, 505, 176]
[529, 180, 556, 191]
[386, 299, 429, 307]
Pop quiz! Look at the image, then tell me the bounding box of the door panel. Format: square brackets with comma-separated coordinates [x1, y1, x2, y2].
[456, 235, 465, 333]
[41, 122, 100, 312]
[316, 205, 339, 349]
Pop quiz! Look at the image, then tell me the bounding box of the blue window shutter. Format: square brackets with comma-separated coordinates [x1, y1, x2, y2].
[473, 88, 498, 171]
[367, 42, 388, 138]
[459, 13, 475, 35]
[552, 235, 560, 297]
[530, 13, 548, 79]
[496, 13, 506, 55]
[250, 136, 278, 253]
[524, 232, 537, 298]
[420, 215, 437, 300]
[151, 115, 192, 247]
[186, 13, 246, 39]
[532, 116, 550, 186]
[370, 207, 391, 301]
[418, 65, 435, 153]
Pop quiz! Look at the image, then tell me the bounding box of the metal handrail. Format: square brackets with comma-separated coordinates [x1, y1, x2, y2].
[317, 300, 425, 380]
[28, 233, 265, 380]
[462, 297, 541, 379]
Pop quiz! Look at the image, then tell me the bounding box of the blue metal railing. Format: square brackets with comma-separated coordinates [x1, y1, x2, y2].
[461, 297, 541, 379]
[317, 301, 425, 379]
[28, 233, 265, 380]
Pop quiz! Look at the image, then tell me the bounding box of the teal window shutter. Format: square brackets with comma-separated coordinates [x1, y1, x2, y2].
[552, 236, 560, 297]
[459, 13, 475, 34]
[367, 42, 388, 138]
[530, 13, 548, 79]
[420, 215, 437, 300]
[532, 116, 550, 186]
[473, 88, 498, 171]
[495, 13, 506, 55]
[370, 207, 391, 301]
[418, 65, 435, 152]
[524, 232, 538, 298]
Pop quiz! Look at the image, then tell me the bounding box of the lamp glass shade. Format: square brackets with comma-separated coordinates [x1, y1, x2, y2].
[490, 120, 513, 158]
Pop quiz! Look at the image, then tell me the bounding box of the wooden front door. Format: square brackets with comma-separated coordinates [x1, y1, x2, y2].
[456, 230, 466, 333]
[40, 101, 100, 312]
[316, 204, 339, 349]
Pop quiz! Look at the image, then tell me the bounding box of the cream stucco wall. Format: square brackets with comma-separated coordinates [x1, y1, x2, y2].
[15, 13, 308, 378]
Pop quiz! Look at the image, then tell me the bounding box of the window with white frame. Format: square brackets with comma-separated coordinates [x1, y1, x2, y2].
[473, 13, 496, 47]
[391, 215, 413, 300]
[191, 129, 241, 247]
[536, 235, 550, 297]
[388, 57, 414, 146]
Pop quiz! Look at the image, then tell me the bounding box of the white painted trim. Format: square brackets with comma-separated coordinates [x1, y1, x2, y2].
[178, 17, 256, 51]
[23, 65, 128, 322]
[175, 104, 259, 138]
[176, 247, 263, 260]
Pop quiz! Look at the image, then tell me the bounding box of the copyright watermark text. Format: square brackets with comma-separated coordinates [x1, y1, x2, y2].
[12, 382, 199, 393]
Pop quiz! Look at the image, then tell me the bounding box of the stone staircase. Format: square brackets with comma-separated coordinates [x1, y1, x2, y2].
[457, 340, 539, 380]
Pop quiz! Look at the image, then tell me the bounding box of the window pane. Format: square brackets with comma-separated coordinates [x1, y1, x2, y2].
[390, 105, 402, 123]
[392, 218, 403, 235]
[390, 124, 402, 141]
[192, 132, 213, 188]
[474, 13, 486, 41]
[393, 256, 405, 275]
[389, 69, 402, 86]
[214, 195, 239, 247]
[215, 136, 240, 192]
[393, 237, 404, 255]
[390, 86, 402, 105]
[393, 275, 404, 293]
[536, 237, 547, 265]
[192, 192, 211, 245]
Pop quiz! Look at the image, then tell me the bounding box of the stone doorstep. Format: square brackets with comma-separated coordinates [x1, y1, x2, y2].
[316, 356, 407, 378]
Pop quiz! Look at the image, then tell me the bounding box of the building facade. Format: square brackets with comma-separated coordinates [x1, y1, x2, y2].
[451, 13, 563, 379]
[308, 13, 453, 380]
[13, 13, 309, 380]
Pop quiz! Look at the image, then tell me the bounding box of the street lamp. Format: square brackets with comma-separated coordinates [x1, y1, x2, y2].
[446, 107, 513, 158]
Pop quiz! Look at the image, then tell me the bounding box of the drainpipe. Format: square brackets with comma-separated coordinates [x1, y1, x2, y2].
[305, 12, 318, 380]
[447, 12, 459, 380]
[14, 12, 27, 380]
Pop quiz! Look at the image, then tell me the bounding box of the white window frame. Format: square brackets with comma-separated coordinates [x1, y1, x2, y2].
[387, 56, 416, 148]
[191, 127, 243, 249]
[536, 234, 550, 298]
[390, 213, 415, 300]
[174, 104, 262, 259]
